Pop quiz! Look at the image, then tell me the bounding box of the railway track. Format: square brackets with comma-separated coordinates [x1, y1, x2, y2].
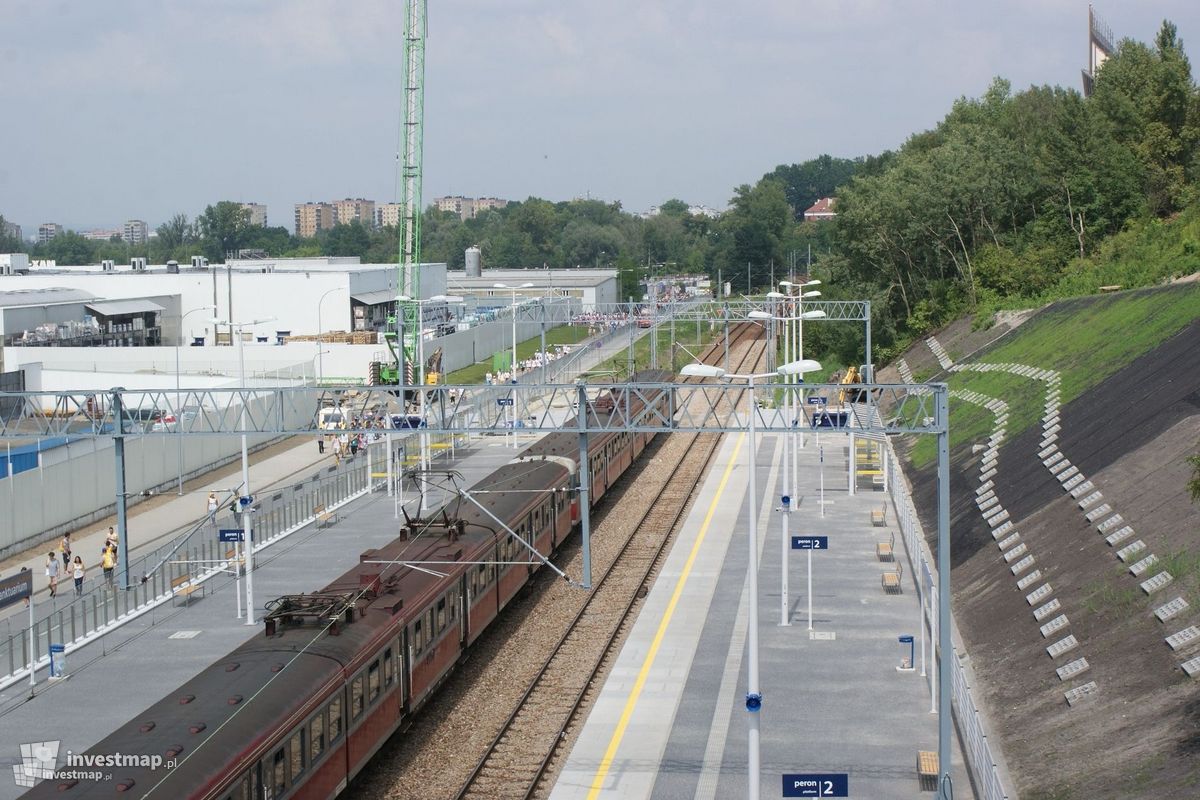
[452, 323, 766, 800]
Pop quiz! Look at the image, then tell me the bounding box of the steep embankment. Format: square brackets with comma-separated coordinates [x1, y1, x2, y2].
[897, 283, 1200, 799]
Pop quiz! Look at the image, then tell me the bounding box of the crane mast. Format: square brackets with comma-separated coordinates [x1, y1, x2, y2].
[396, 0, 427, 396]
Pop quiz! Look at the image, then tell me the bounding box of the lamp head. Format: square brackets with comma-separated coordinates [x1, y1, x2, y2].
[681, 363, 727, 379]
[747, 310, 772, 320]
[777, 358, 823, 376]
[765, 291, 786, 299]
[800, 310, 827, 320]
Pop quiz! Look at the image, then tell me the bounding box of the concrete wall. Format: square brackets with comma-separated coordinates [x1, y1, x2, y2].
[0, 392, 310, 559]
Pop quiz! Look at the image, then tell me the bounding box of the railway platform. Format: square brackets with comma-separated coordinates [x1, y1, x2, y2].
[0, 438, 523, 800]
[550, 430, 976, 800]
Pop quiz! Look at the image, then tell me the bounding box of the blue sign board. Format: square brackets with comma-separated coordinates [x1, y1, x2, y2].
[807, 396, 828, 405]
[783, 773, 848, 797]
[812, 411, 848, 429]
[0, 570, 33, 611]
[219, 529, 244, 543]
[496, 398, 514, 407]
[791, 536, 829, 550]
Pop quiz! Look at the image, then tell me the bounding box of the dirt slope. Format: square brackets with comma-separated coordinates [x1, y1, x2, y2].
[902, 311, 1200, 799]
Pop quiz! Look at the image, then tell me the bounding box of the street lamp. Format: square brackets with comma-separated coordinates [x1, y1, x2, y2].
[209, 315, 274, 625]
[176, 304, 216, 495]
[681, 357, 822, 800]
[316, 287, 341, 384]
[495, 282, 533, 447]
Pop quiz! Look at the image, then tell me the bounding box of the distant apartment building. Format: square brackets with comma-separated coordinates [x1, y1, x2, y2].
[332, 198, 376, 229]
[38, 223, 63, 244]
[294, 202, 336, 238]
[240, 202, 268, 227]
[2, 220, 22, 242]
[377, 202, 403, 229]
[81, 229, 122, 241]
[123, 219, 149, 245]
[434, 195, 509, 221]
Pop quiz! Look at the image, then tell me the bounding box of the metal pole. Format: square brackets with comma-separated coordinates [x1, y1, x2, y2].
[780, 303, 790, 627]
[807, 545, 813, 630]
[175, 331, 183, 495]
[111, 388, 130, 589]
[577, 382, 592, 589]
[27, 587, 35, 689]
[936, 387, 952, 799]
[723, 303, 730, 375]
[746, 373, 761, 800]
[317, 301, 323, 383]
[864, 300, 872, 382]
[238, 328, 256, 626]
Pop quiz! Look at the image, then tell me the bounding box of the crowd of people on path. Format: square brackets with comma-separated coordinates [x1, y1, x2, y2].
[34, 527, 115, 601]
[484, 345, 573, 385]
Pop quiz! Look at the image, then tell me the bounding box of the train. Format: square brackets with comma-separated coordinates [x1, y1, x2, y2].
[23, 370, 675, 800]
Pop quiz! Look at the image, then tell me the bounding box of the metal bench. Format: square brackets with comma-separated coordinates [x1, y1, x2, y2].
[224, 547, 246, 574]
[882, 561, 903, 593]
[871, 504, 887, 527]
[917, 750, 938, 791]
[876, 531, 895, 562]
[171, 573, 205, 606]
[314, 504, 336, 528]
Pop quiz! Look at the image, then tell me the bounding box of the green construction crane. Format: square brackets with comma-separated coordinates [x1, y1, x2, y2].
[374, 0, 426, 400]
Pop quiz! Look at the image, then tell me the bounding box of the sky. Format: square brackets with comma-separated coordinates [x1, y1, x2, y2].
[3, 1, 1200, 235]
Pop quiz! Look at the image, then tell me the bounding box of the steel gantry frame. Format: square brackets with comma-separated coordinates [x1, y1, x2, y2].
[0, 379, 954, 797]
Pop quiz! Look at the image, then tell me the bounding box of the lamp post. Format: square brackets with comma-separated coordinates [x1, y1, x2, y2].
[780, 280, 824, 451]
[495, 282, 533, 447]
[316, 287, 341, 384]
[682, 357, 821, 800]
[209, 315, 273, 625]
[176, 304, 216, 495]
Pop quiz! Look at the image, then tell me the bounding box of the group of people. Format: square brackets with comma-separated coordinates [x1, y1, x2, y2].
[484, 345, 572, 385]
[42, 527, 118, 599]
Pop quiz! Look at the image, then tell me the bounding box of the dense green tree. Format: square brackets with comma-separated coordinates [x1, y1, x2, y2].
[764, 155, 861, 218]
[38, 231, 95, 265]
[0, 216, 23, 253]
[321, 221, 372, 258]
[196, 201, 253, 259]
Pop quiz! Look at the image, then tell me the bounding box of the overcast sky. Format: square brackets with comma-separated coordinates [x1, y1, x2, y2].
[4, 1, 1199, 234]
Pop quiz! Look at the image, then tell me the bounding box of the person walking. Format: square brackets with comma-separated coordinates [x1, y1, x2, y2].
[206, 491, 219, 526]
[60, 533, 72, 570]
[72, 556, 85, 597]
[332, 435, 343, 467]
[104, 526, 118, 558]
[349, 433, 359, 458]
[45, 552, 60, 598]
[317, 434, 325, 454]
[101, 545, 116, 591]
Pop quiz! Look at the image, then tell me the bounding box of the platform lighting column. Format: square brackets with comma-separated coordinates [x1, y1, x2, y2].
[211, 316, 273, 625]
[576, 381, 593, 589]
[111, 387, 130, 590]
[682, 357, 821, 800]
[494, 282, 532, 447]
[176, 305, 217, 495]
[936, 386, 952, 799]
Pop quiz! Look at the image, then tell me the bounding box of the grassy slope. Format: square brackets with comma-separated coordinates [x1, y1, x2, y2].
[444, 325, 591, 384]
[910, 282, 1200, 466]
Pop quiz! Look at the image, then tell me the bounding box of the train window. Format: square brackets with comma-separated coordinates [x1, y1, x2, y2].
[328, 696, 343, 742]
[412, 619, 423, 655]
[310, 714, 325, 761]
[271, 749, 287, 796]
[384, 648, 394, 686]
[368, 661, 381, 703]
[437, 598, 446, 630]
[425, 608, 434, 641]
[289, 730, 305, 779]
[228, 771, 251, 800]
[450, 588, 458, 621]
[351, 676, 364, 719]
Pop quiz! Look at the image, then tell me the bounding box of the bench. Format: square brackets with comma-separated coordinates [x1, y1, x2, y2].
[870, 504, 887, 527]
[225, 547, 246, 575]
[882, 561, 903, 594]
[876, 531, 895, 562]
[314, 504, 336, 528]
[171, 573, 205, 606]
[917, 750, 938, 791]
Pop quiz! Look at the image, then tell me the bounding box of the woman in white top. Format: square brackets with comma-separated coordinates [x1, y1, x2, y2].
[45, 552, 60, 598]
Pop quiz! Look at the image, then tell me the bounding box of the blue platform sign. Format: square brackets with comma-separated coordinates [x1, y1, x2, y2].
[791, 536, 829, 550]
[0, 570, 33, 611]
[219, 529, 244, 543]
[807, 396, 828, 405]
[783, 773, 848, 797]
[496, 398, 514, 407]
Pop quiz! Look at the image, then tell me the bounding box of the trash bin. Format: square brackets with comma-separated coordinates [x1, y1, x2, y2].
[48, 643, 66, 679]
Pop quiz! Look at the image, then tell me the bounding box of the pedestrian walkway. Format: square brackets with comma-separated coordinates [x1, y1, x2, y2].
[550, 429, 974, 800]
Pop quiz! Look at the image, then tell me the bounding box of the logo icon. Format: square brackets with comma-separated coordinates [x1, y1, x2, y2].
[13, 740, 59, 787]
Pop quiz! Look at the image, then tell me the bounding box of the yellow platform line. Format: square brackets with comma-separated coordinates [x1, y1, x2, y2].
[586, 432, 745, 799]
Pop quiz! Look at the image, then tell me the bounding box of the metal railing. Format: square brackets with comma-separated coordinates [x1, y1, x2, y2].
[883, 438, 1013, 800]
[0, 437, 398, 689]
